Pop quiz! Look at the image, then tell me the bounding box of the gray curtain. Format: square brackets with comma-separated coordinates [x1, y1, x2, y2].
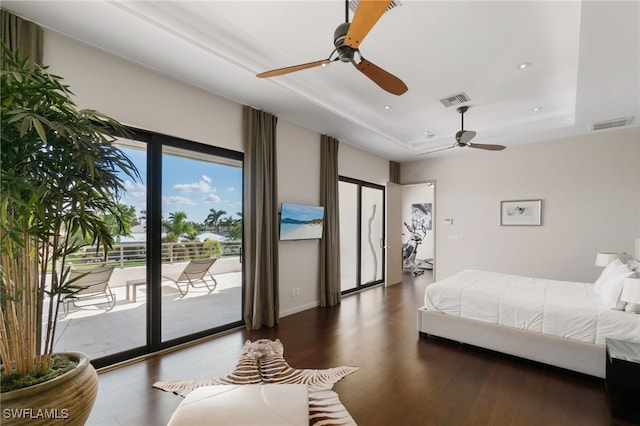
[242, 106, 279, 330]
[319, 135, 341, 307]
[389, 161, 401, 184]
[1, 9, 43, 66]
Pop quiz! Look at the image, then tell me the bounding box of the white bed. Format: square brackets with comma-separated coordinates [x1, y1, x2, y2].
[417, 266, 640, 378]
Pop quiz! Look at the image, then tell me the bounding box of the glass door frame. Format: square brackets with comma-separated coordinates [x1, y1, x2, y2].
[92, 127, 244, 368]
[339, 176, 386, 295]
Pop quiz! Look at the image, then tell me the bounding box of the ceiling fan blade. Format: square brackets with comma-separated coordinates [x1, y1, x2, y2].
[345, 0, 392, 48]
[257, 59, 332, 78]
[467, 142, 506, 151]
[419, 144, 456, 156]
[456, 130, 476, 144]
[355, 58, 408, 95]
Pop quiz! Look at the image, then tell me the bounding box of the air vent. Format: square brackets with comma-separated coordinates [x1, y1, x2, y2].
[439, 92, 471, 108]
[591, 117, 634, 131]
[349, 0, 401, 13]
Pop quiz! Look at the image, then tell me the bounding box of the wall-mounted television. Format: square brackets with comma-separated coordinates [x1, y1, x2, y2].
[279, 202, 324, 240]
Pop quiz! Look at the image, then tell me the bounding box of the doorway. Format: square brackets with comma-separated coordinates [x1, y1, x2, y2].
[401, 182, 435, 277]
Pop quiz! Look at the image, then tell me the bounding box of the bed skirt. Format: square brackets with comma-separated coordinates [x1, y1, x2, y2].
[417, 307, 606, 378]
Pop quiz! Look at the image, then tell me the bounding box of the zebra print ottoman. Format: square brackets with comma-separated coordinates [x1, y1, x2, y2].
[155, 339, 359, 425]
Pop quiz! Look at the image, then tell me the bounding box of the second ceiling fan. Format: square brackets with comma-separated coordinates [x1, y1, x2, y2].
[256, 0, 408, 96]
[422, 106, 506, 155]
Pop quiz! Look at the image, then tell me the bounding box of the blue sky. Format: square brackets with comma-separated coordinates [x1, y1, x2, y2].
[118, 146, 242, 225]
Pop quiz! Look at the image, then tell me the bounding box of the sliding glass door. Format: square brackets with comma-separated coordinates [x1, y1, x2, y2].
[339, 177, 385, 293]
[52, 129, 244, 368]
[51, 139, 148, 360]
[160, 145, 243, 342]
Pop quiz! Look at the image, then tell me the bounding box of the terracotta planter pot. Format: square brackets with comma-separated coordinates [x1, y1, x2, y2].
[1, 352, 99, 426]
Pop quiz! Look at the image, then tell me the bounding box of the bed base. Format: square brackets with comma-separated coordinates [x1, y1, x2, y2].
[417, 308, 605, 378]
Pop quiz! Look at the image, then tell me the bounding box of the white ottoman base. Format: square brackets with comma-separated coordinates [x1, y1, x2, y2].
[167, 384, 309, 426]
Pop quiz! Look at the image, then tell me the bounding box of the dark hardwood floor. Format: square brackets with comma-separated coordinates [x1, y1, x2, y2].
[87, 272, 631, 426]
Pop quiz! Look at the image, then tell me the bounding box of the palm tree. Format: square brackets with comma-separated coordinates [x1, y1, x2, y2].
[163, 211, 191, 242]
[204, 208, 226, 233]
[219, 216, 235, 233]
[139, 209, 147, 229]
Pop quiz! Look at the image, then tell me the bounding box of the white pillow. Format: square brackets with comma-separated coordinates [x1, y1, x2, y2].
[594, 258, 624, 292]
[594, 259, 631, 310]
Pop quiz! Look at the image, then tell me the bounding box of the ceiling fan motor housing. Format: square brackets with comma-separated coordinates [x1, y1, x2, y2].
[455, 106, 475, 145]
[256, 1, 407, 96]
[334, 22, 356, 62]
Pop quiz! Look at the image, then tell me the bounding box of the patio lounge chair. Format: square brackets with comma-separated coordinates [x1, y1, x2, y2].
[62, 265, 116, 316]
[162, 258, 218, 297]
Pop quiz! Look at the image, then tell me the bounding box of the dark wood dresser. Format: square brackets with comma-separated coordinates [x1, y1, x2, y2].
[605, 338, 640, 423]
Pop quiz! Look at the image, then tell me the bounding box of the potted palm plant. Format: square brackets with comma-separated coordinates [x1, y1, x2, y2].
[0, 43, 139, 425]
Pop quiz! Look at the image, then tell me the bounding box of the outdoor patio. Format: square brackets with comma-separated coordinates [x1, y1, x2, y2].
[47, 258, 242, 360]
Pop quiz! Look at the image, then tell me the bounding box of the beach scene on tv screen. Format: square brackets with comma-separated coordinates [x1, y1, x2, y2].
[280, 203, 324, 240]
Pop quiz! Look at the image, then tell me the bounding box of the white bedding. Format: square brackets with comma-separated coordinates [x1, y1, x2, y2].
[424, 270, 640, 345]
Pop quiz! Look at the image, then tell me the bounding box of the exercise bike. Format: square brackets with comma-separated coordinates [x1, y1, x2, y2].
[402, 222, 433, 275]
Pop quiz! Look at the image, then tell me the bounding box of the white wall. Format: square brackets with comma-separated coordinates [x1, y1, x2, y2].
[44, 33, 243, 152]
[386, 183, 403, 286]
[338, 143, 389, 185]
[42, 32, 391, 318]
[276, 121, 321, 316]
[402, 128, 640, 283]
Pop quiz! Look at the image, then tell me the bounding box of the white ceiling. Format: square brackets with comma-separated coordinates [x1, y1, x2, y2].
[3, 1, 639, 162]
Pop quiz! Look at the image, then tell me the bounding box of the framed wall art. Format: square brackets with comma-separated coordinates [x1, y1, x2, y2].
[500, 199, 542, 226]
[411, 203, 432, 231]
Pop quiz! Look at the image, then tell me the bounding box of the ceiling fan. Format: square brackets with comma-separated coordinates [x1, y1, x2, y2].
[256, 0, 408, 96]
[422, 106, 506, 155]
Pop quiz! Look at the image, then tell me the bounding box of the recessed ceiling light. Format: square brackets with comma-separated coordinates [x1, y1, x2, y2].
[518, 61, 532, 70]
[384, 105, 391, 110]
[532, 106, 542, 112]
[424, 131, 435, 138]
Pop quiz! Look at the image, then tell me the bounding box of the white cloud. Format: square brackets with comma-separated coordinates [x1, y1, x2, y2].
[225, 187, 235, 192]
[173, 176, 213, 193]
[122, 181, 147, 201]
[163, 195, 196, 206]
[131, 184, 147, 201]
[203, 194, 221, 202]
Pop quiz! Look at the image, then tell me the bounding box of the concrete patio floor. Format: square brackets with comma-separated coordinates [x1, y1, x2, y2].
[49, 270, 242, 360]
